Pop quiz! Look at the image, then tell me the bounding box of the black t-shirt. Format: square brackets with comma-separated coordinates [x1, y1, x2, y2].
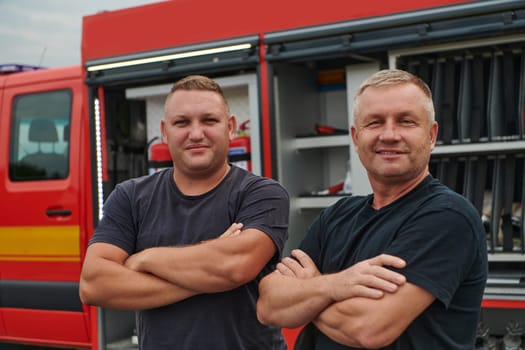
[90, 166, 290, 350]
[300, 175, 487, 350]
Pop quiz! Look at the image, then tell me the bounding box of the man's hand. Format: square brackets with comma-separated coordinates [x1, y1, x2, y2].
[275, 250, 405, 300]
[219, 223, 244, 238]
[124, 249, 146, 272]
[327, 254, 406, 302]
[276, 249, 320, 278]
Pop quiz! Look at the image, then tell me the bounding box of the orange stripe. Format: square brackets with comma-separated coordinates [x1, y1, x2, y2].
[0, 225, 80, 262]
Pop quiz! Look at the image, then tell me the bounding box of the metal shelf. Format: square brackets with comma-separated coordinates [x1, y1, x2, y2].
[294, 195, 348, 209]
[292, 135, 350, 149]
[484, 288, 525, 300]
[487, 253, 525, 262]
[432, 140, 525, 156]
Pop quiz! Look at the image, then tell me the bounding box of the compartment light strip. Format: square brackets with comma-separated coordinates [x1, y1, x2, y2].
[87, 43, 252, 72]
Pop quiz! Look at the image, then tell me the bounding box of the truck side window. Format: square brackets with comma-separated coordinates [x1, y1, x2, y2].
[9, 89, 71, 181]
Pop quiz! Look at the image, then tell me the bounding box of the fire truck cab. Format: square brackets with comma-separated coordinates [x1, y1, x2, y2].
[0, 65, 97, 348]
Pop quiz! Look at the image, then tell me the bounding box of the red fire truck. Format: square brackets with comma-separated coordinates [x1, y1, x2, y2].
[1, 0, 525, 348]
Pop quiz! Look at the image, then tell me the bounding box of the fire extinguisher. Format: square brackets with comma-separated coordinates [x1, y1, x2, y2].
[228, 120, 251, 171]
[148, 139, 172, 174]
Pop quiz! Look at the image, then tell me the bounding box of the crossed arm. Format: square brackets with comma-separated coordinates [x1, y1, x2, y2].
[256, 249, 435, 348]
[80, 223, 276, 310]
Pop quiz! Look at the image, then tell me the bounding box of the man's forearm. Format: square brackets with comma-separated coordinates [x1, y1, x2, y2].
[313, 299, 364, 347]
[126, 229, 276, 293]
[313, 282, 435, 349]
[257, 273, 335, 328]
[81, 258, 198, 310]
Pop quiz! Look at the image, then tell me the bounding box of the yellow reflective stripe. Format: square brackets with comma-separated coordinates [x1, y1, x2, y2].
[0, 225, 80, 261]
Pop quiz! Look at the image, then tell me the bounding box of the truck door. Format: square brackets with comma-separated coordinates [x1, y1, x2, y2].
[0, 69, 89, 347]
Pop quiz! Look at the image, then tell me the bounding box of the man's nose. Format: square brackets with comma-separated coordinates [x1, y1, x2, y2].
[379, 122, 400, 141]
[188, 123, 204, 139]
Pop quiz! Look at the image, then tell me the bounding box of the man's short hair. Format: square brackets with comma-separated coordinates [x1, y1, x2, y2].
[353, 69, 435, 122]
[165, 75, 230, 113]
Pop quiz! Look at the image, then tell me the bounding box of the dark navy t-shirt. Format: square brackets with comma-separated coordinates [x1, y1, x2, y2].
[300, 175, 487, 350]
[90, 165, 290, 350]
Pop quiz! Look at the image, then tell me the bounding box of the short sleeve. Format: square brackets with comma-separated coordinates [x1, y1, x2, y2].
[385, 208, 480, 307]
[234, 178, 290, 262]
[299, 212, 325, 265]
[89, 183, 138, 255]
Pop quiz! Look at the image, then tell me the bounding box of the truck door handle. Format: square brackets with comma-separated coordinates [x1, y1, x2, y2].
[46, 209, 72, 217]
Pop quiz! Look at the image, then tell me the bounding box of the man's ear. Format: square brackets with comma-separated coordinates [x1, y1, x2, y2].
[350, 126, 359, 152]
[160, 119, 168, 143]
[429, 121, 438, 150]
[228, 115, 238, 140]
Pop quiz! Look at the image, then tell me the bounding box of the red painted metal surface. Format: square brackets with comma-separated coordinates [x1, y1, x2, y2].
[81, 0, 474, 63]
[482, 299, 525, 309]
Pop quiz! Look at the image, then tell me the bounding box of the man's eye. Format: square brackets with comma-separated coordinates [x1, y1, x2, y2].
[173, 120, 188, 126]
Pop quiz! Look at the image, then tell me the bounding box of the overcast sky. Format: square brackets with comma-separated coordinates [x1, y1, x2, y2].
[0, 0, 162, 68]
